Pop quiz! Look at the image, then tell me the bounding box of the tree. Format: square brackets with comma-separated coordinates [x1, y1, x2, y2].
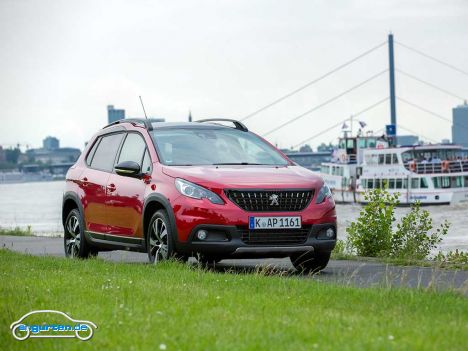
[5, 147, 21, 164]
[299, 144, 312, 152]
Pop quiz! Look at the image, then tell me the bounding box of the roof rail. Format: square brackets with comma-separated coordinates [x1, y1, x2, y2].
[103, 118, 153, 131]
[196, 118, 248, 132]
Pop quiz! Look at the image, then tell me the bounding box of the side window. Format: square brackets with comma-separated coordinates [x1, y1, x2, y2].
[378, 154, 385, 165]
[411, 178, 420, 189]
[117, 133, 147, 166]
[385, 154, 392, 165]
[375, 178, 381, 189]
[396, 178, 403, 189]
[392, 154, 398, 164]
[141, 148, 152, 174]
[421, 178, 429, 189]
[90, 133, 125, 172]
[86, 138, 100, 166]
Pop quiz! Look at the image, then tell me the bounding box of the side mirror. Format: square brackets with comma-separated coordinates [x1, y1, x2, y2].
[115, 161, 141, 178]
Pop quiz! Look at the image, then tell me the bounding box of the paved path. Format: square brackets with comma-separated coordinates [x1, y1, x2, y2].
[1, 235, 467, 295]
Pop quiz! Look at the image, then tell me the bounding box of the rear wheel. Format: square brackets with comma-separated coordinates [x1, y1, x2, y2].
[290, 251, 330, 273]
[147, 210, 187, 264]
[64, 209, 92, 258]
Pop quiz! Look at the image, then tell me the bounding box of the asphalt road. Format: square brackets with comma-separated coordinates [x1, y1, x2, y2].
[1, 235, 467, 295]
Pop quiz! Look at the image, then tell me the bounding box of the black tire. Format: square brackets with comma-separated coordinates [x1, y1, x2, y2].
[147, 210, 186, 264]
[64, 209, 93, 258]
[290, 251, 331, 273]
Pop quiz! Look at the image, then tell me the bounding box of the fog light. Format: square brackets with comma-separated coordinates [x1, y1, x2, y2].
[197, 230, 208, 240]
[326, 228, 335, 238]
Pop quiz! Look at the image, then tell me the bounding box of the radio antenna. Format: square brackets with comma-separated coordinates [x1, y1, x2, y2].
[139, 95, 148, 119]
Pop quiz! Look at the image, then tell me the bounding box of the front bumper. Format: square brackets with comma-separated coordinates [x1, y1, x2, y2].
[176, 223, 337, 258]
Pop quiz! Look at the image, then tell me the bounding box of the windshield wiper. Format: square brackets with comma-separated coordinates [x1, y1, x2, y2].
[213, 162, 265, 165]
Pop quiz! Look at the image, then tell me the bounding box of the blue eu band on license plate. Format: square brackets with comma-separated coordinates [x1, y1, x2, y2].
[249, 216, 301, 230]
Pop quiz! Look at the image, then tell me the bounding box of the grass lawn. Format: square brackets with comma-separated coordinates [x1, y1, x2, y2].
[331, 251, 468, 271]
[0, 249, 467, 351]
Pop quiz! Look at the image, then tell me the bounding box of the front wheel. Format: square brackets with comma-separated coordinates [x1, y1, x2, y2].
[290, 251, 331, 273]
[64, 209, 92, 258]
[147, 210, 186, 264]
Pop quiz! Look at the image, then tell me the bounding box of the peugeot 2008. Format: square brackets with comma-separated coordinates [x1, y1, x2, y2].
[62, 118, 336, 272]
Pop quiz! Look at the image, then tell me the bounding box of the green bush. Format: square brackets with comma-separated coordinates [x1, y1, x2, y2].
[435, 249, 468, 266]
[345, 189, 449, 260]
[346, 188, 399, 257]
[0, 225, 32, 236]
[391, 202, 449, 260]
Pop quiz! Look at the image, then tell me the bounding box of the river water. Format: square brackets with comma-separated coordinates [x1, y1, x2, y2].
[0, 181, 467, 252]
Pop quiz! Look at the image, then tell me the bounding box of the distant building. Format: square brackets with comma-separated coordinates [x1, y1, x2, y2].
[43, 136, 59, 150]
[452, 101, 468, 147]
[107, 105, 125, 124]
[26, 136, 80, 166]
[26, 147, 81, 165]
[396, 135, 419, 146]
[0, 146, 5, 162]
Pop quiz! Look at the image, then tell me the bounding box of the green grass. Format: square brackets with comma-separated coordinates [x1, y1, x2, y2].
[0, 226, 33, 236]
[1, 250, 467, 351]
[332, 241, 468, 271]
[332, 251, 468, 271]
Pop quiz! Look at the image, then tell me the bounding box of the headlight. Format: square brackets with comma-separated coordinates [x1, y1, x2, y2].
[315, 184, 332, 204]
[175, 178, 224, 205]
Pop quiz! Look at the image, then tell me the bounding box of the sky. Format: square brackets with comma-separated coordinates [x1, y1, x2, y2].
[0, 0, 467, 151]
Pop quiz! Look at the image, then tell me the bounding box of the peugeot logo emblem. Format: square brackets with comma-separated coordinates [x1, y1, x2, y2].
[269, 194, 279, 206]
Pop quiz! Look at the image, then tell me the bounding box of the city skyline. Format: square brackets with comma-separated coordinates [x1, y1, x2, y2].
[1, 0, 468, 150]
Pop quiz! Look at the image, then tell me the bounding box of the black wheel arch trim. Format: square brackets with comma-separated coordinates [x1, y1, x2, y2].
[143, 193, 180, 249]
[62, 192, 85, 227]
[62, 191, 96, 247]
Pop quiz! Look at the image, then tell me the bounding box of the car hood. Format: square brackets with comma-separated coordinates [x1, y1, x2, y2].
[162, 165, 323, 190]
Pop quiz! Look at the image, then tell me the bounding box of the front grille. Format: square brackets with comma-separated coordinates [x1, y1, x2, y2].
[225, 189, 313, 212]
[238, 227, 311, 245]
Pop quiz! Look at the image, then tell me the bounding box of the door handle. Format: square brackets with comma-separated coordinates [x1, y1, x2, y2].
[107, 183, 116, 192]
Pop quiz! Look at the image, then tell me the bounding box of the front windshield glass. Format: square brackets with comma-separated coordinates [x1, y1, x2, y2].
[151, 128, 289, 166]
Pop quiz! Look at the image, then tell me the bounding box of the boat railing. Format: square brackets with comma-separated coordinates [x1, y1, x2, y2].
[403, 160, 468, 174]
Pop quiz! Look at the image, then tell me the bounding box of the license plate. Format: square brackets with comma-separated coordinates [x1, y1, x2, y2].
[249, 216, 301, 230]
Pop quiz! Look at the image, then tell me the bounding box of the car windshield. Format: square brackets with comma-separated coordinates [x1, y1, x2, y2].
[151, 128, 289, 166]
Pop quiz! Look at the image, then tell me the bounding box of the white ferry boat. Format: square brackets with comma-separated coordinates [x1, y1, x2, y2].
[319, 135, 468, 205]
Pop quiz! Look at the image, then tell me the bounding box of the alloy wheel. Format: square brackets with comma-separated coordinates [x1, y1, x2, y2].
[65, 214, 81, 258]
[149, 218, 169, 263]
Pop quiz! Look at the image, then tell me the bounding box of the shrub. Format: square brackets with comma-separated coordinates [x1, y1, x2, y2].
[435, 249, 468, 266]
[345, 189, 449, 260]
[391, 202, 449, 260]
[346, 188, 399, 257]
[0, 225, 32, 236]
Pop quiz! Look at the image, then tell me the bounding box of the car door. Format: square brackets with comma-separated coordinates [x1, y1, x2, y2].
[81, 132, 125, 234]
[106, 132, 151, 237]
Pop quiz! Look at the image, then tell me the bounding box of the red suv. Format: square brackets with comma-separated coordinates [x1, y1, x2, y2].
[62, 118, 337, 272]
